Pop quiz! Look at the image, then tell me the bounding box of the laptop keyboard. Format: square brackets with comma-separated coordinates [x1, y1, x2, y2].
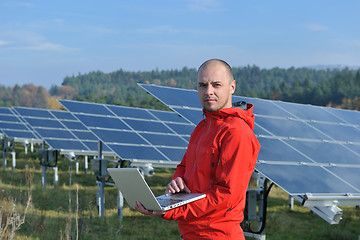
[157, 198, 183, 207]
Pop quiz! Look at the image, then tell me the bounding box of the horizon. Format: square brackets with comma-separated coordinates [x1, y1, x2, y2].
[1, 1, 360, 89]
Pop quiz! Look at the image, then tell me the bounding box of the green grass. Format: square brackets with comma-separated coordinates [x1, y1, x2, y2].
[0, 144, 359, 239]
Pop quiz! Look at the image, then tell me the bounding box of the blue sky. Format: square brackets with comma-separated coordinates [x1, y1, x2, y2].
[1, 0, 360, 89]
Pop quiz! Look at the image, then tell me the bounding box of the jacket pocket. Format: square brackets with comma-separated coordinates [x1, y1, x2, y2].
[209, 148, 219, 188]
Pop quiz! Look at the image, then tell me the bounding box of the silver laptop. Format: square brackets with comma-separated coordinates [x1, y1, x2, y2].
[107, 168, 206, 211]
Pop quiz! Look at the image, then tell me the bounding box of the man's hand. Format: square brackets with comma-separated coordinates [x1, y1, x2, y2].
[133, 201, 165, 216]
[165, 177, 191, 196]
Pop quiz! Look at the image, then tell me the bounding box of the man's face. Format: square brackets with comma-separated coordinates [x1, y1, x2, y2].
[197, 64, 235, 112]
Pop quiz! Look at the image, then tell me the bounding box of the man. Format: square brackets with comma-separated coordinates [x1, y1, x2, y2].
[134, 59, 261, 239]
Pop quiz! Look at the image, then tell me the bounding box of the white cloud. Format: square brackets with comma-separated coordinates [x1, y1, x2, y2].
[0, 40, 11, 46]
[21, 42, 80, 52]
[0, 30, 80, 53]
[304, 23, 328, 32]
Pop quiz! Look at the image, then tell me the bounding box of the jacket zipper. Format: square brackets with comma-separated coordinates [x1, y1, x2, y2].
[185, 117, 212, 180]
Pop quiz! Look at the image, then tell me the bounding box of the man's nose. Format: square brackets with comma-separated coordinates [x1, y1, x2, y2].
[205, 86, 214, 95]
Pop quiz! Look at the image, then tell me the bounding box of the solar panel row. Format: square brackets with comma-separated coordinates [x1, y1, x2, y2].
[138, 83, 360, 197]
[59, 100, 195, 167]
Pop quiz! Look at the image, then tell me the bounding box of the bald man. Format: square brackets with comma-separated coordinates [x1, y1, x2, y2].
[135, 59, 261, 239]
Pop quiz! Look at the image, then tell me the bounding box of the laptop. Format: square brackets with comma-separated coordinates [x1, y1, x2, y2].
[107, 168, 206, 211]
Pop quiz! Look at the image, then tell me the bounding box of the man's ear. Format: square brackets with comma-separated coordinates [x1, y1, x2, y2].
[230, 80, 236, 94]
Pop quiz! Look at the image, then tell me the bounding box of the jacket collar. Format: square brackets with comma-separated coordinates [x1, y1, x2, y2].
[202, 102, 255, 130]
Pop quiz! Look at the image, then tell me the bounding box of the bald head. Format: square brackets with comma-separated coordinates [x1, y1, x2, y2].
[198, 59, 234, 83]
[197, 59, 236, 112]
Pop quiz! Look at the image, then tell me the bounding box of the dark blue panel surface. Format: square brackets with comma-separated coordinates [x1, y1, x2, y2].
[0, 115, 20, 122]
[157, 147, 187, 162]
[149, 110, 189, 123]
[91, 129, 147, 144]
[46, 139, 88, 151]
[0, 122, 28, 130]
[51, 111, 77, 120]
[256, 116, 331, 140]
[15, 107, 53, 118]
[172, 107, 203, 125]
[257, 138, 313, 163]
[124, 119, 172, 133]
[108, 144, 168, 161]
[75, 114, 130, 130]
[61, 121, 88, 130]
[274, 101, 344, 123]
[60, 100, 115, 116]
[108, 105, 156, 120]
[255, 163, 360, 194]
[3, 130, 38, 139]
[325, 166, 360, 191]
[309, 122, 360, 143]
[324, 107, 360, 126]
[139, 84, 201, 108]
[166, 123, 194, 135]
[287, 140, 360, 165]
[36, 129, 74, 139]
[82, 141, 112, 152]
[24, 118, 64, 128]
[140, 133, 188, 147]
[233, 96, 291, 118]
[347, 144, 360, 156]
[71, 131, 98, 141]
[0, 107, 12, 114]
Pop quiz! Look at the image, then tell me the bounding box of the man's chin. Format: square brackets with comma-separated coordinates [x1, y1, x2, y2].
[204, 106, 218, 112]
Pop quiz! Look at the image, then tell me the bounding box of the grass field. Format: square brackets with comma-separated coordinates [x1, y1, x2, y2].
[0, 144, 359, 240]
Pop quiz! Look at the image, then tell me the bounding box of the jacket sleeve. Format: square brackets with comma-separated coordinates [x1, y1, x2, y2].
[163, 127, 260, 221]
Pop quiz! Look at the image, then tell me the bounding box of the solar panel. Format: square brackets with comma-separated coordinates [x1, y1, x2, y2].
[0, 107, 40, 141]
[59, 100, 195, 167]
[138, 84, 360, 198]
[12, 107, 113, 155]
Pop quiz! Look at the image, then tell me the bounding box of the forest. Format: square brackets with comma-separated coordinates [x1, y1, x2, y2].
[1, 65, 360, 111]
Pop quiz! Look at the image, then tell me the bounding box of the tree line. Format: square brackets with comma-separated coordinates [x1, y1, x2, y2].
[1, 65, 360, 110]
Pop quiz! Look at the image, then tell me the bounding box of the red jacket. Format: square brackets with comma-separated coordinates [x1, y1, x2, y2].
[163, 104, 261, 239]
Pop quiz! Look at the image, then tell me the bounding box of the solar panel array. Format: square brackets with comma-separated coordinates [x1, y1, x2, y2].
[139, 84, 360, 198]
[59, 100, 195, 167]
[12, 107, 113, 156]
[0, 107, 40, 142]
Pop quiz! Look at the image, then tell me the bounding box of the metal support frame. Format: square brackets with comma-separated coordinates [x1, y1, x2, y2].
[39, 141, 59, 188]
[2, 136, 16, 171]
[242, 171, 270, 240]
[93, 140, 123, 219]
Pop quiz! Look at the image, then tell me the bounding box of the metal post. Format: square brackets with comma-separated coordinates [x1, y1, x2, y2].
[42, 165, 47, 188]
[118, 190, 124, 221]
[75, 155, 79, 174]
[289, 195, 294, 210]
[84, 155, 88, 174]
[97, 180, 105, 217]
[31, 142, 34, 153]
[11, 151, 16, 170]
[2, 137, 7, 170]
[2, 151, 6, 170]
[54, 166, 58, 187]
[24, 144, 28, 154]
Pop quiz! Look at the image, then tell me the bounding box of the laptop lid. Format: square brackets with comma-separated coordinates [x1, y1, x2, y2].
[107, 168, 206, 211]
